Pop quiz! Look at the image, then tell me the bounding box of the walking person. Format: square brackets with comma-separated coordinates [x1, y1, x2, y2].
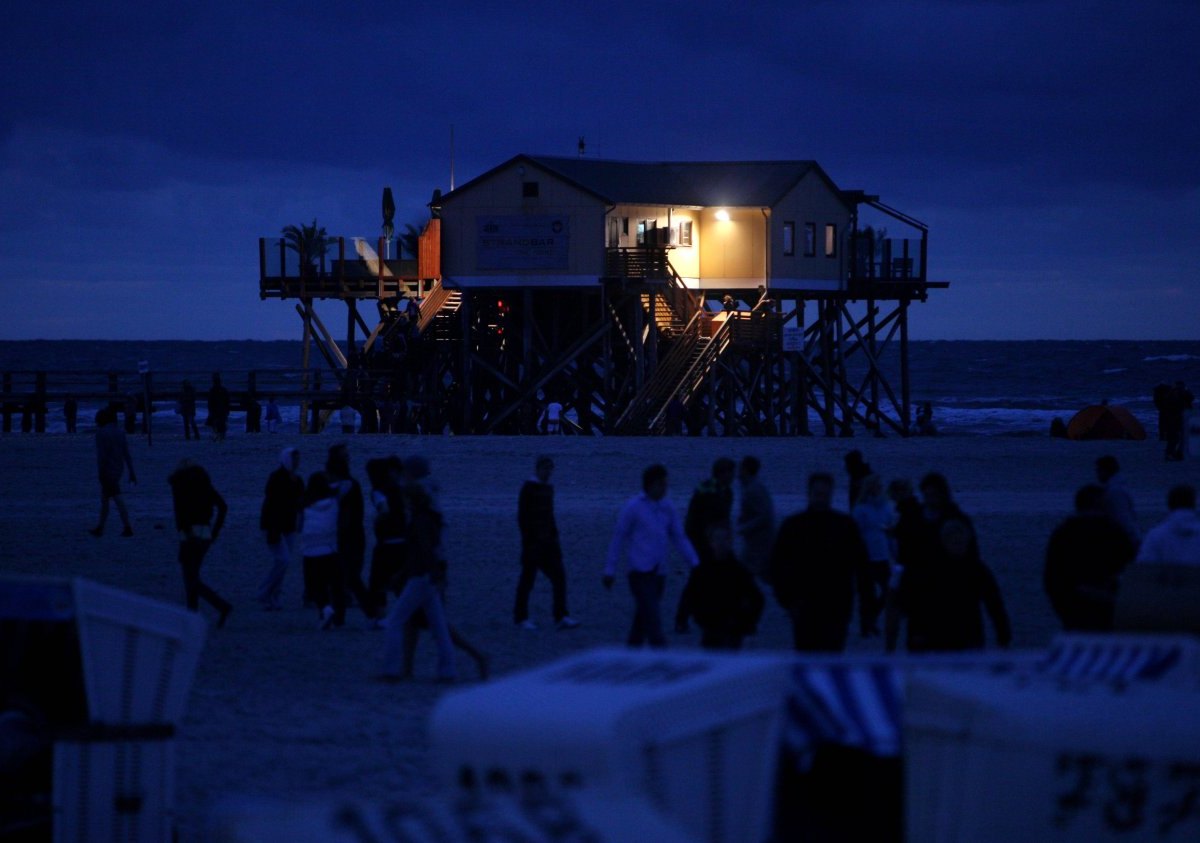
[365, 456, 407, 622]
[256, 448, 305, 611]
[379, 460, 458, 683]
[206, 373, 230, 441]
[264, 395, 282, 433]
[325, 444, 375, 625]
[769, 472, 869, 652]
[1095, 455, 1140, 548]
[89, 406, 136, 537]
[679, 523, 765, 650]
[388, 456, 489, 679]
[897, 516, 1011, 652]
[851, 473, 895, 637]
[168, 459, 232, 626]
[1043, 484, 1135, 631]
[675, 457, 735, 632]
[299, 472, 342, 630]
[180, 379, 200, 440]
[603, 464, 700, 648]
[736, 455, 776, 581]
[513, 456, 578, 631]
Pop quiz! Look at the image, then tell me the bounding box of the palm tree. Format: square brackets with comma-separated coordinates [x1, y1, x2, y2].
[281, 219, 328, 274]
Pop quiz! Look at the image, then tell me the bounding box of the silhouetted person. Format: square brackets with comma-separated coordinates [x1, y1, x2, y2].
[769, 472, 869, 652]
[843, 449, 872, 510]
[736, 455, 776, 581]
[1164, 381, 1194, 461]
[665, 395, 685, 435]
[1044, 484, 1135, 631]
[89, 406, 136, 538]
[206, 373, 230, 440]
[245, 397, 262, 433]
[63, 395, 77, 434]
[365, 456, 406, 618]
[679, 523, 764, 650]
[326, 443, 375, 624]
[168, 459, 232, 626]
[604, 464, 699, 648]
[180, 379, 200, 440]
[852, 473, 895, 637]
[1153, 382, 1173, 442]
[1095, 455, 1140, 548]
[897, 516, 1010, 652]
[264, 395, 282, 433]
[257, 448, 304, 611]
[676, 457, 735, 632]
[513, 456, 578, 631]
[915, 402, 937, 436]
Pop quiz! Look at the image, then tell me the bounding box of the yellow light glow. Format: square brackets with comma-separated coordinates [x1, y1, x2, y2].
[715, 209, 730, 221]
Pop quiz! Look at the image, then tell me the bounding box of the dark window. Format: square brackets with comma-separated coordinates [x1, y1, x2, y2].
[804, 223, 816, 257]
[783, 222, 795, 256]
[621, 217, 629, 235]
[825, 224, 837, 257]
[522, 181, 539, 198]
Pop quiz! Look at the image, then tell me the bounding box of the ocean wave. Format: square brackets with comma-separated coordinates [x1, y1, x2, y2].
[1143, 354, 1200, 362]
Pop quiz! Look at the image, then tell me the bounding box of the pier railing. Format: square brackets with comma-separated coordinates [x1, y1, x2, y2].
[0, 368, 373, 433]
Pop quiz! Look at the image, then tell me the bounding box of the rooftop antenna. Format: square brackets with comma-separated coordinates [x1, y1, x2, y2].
[450, 124, 456, 191]
[578, 136, 586, 157]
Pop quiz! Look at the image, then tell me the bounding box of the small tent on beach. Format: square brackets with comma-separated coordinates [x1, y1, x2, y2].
[1065, 404, 1146, 441]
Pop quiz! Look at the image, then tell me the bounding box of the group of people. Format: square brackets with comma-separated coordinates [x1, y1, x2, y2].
[254, 444, 489, 683]
[601, 450, 1013, 655]
[87, 410, 1200, 680]
[1044, 454, 1200, 631]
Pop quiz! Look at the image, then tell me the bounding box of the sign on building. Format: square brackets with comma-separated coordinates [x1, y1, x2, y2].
[476, 215, 570, 270]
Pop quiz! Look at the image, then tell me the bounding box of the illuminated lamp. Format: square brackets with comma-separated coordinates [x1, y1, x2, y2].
[714, 209, 731, 221]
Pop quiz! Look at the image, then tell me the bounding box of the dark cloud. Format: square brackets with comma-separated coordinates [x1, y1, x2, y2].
[1, 0, 1197, 338]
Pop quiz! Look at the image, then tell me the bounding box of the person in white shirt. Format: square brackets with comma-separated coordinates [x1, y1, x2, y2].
[603, 464, 700, 647]
[1136, 484, 1200, 566]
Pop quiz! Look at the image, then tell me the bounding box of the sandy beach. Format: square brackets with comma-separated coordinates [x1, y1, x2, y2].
[0, 429, 1192, 839]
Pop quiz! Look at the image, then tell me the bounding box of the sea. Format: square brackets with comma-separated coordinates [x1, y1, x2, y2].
[1, 340, 1198, 437]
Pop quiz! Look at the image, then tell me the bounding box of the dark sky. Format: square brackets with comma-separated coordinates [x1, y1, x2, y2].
[2, 0, 1197, 340]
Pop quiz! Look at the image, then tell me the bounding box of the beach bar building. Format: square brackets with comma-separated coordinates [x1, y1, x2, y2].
[259, 154, 945, 435]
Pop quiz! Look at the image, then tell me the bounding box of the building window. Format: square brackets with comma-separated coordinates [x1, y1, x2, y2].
[522, 181, 539, 198]
[679, 220, 693, 247]
[804, 223, 816, 257]
[637, 221, 646, 245]
[825, 224, 837, 257]
[608, 217, 620, 247]
[622, 217, 629, 235]
[783, 222, 795, 256]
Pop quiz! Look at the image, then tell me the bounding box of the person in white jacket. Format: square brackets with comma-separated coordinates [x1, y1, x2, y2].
[1136, 484, 1200, 566]
[300, 472, 342, 629]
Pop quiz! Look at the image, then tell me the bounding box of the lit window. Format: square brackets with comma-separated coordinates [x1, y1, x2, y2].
[825, 224, 837, 257]
[679, 220, 693, 247]
[783, 222, 795, 256]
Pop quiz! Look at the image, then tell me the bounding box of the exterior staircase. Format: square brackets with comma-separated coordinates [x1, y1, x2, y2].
[612, 316, 734, 435]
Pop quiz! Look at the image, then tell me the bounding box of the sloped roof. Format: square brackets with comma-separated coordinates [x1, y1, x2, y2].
[442, 154, 849, 208]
